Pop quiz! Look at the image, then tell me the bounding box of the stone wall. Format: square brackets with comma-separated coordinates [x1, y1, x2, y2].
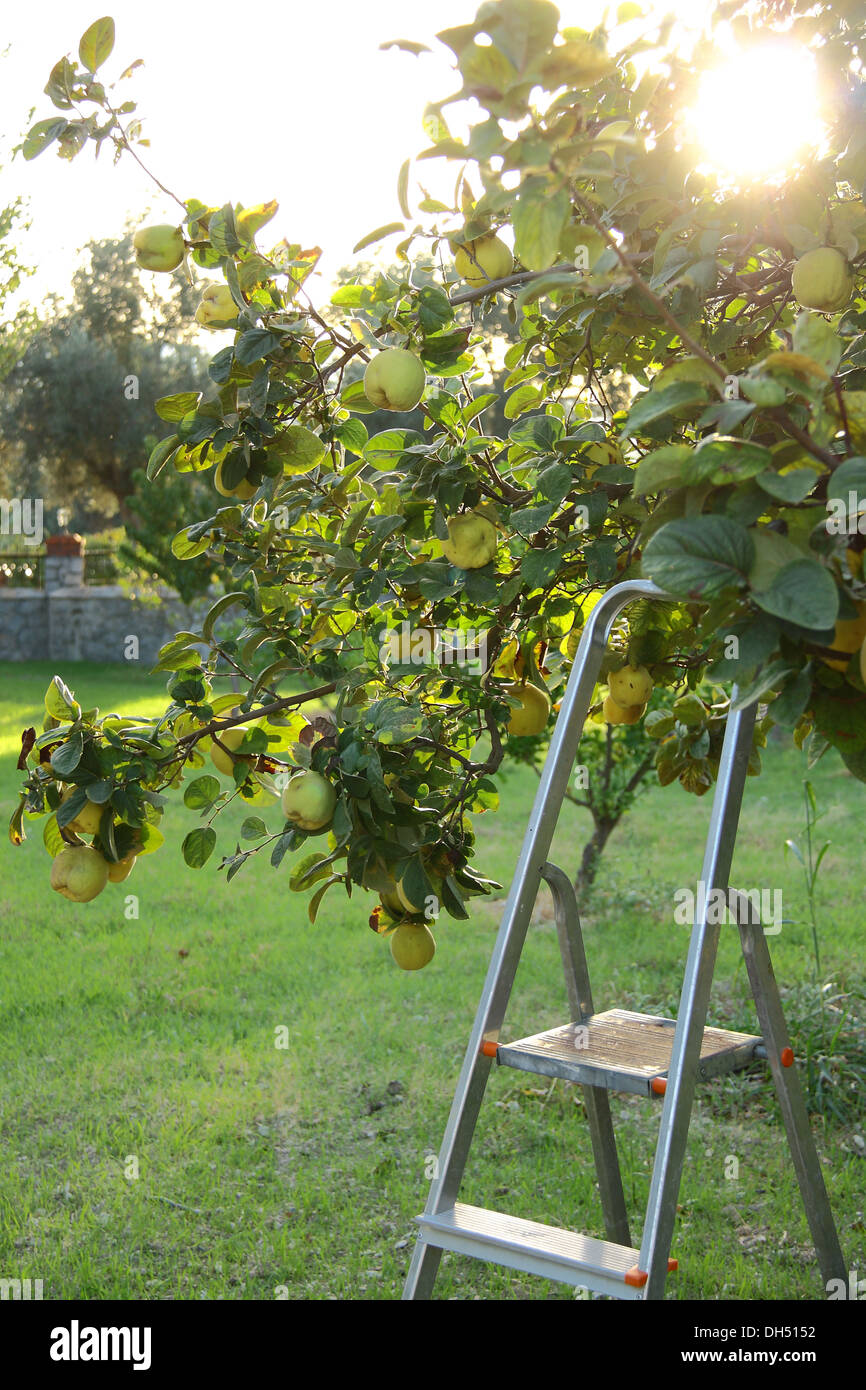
[0, 535, 201, 664]
[0, 585, 200, 664]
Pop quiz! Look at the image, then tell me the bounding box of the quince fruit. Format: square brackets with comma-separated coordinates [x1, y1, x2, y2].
[214, 461, 257, 499]
[50, 846, 110, 902]
[791, 248, 853, 313]
[363, 348, 426, 412]
[454, 233, 513, 288]
[820, 602, 866, 671]
[60, 789, 104, 837]
[107, 852, 137, 883]
[195, 284, 238, 328]
[211, 725, 252, 775]
[133, 224, 184, 273]
[503, 681, 552, 736]
[608, 664, 654, 707]
[389, 920, 436, 971]
[603, 695, 645, 725]
[581, 438, 623, 478]
[280, 770, 337, 832]
[442, 512, 498, 569]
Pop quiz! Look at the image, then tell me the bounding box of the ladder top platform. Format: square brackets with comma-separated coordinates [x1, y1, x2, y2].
[495, 1008, 763, 1097]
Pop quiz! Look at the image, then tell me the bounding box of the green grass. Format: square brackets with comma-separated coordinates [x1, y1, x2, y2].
[0, 661, 864, 1300]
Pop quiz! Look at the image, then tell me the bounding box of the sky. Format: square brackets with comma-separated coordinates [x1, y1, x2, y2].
[0, 0, 611, 312]
[0, 0, 826, 321]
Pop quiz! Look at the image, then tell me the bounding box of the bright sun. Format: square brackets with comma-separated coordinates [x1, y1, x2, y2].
[692, 42, 824, 181]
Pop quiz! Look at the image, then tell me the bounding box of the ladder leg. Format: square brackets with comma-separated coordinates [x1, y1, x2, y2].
[639, 697, 758, 1299]
[402, 580, 659, 1300]
[541, 862, 631, 1247]
[401, 862, 542, 1299]
[736, 909, 846, 1288]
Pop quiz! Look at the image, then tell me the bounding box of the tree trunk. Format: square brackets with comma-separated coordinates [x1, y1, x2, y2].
[575, 817, 615, 899]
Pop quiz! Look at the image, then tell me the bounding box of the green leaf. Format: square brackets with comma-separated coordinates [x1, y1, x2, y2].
[334, 418, 368, 455]
[459, 41, 519, 98]
[771, 668, 812, 729]
[705, 613, 782, 681]
[182, 827, 217, 868]
[270, 424, 327, 475]
[44, 58, 77, 110]
[633, 445, 692, 496]
[363, 429, 424, 469]
[172, 526, 213, 561]
[236, 200, 279, 243]
[463, 393, 499, 425]
[521, 548, 563, 588]
[624, 382, 709, 433]
[752, 560, 839, 630]
[50, 733, 84, 777]
[792, 311, 842, 376]
[508, 414, 564, 449]
[515, 271, 581, 308]
[22, 119, 68, 161]
[340, 379, 380, 415]
[397, 157, 412, 218]
[512, 178, 570, 272]
[155, 391, 201, 423]
[826, 456, 866, 511]
[147, 434, 181, 481]
[235, 328, 281, 366]
[183, 776, 221, 810]
[811, 688, 866, 781]
[748, 529, 804, 592]
[202, 592, 249, 643]
[150, 636, 203, 674]
[79, 17, 115, 71]
[56, 785, 87, 829]
[44, 675, 81, 722]
[308, 876, 341, 924]
[352, 222, 405, 254]
[381, 38, 432, 55]
[207, 205, 242, 257]
[289, 852, 332, 891]
[644, 709, 676, 739]
[43, 813, 64, 858]
[136, 823, 165, 856]
[504, 383, 544, 419]
[642, 516, 754, 600]
[241, 816, 268, 841]
[684, 436, 773, 486]
[417, 285, 453, 333]
[754, 468, 817, 503]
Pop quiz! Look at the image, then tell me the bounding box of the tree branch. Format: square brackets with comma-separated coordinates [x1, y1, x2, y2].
[568, 187, 727, 382]
[172, 682, 337, 751]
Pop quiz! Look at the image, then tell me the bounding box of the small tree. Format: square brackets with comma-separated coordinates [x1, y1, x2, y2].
[0, 230, 208, 527]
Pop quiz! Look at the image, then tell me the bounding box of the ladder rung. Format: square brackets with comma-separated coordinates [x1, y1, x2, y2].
[491, 1008, 763, 1096]
[417, 1203, 675, 1298]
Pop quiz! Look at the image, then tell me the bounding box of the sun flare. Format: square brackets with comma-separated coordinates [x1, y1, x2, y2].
[692, 42, 824, 181]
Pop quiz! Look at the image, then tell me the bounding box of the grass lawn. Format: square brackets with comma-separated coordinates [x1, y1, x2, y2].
[0, 660, 863, 1300]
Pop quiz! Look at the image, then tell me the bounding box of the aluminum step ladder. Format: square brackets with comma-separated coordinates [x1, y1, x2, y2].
[403, 578, 845, 1300]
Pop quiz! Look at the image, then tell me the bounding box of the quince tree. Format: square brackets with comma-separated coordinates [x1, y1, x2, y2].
[10, 2, 866, 966]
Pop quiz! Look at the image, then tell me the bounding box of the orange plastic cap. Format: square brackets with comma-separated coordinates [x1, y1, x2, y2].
[651, 1077, 667, 1095]
[480, 1040, 499, 1058]
[624, 1259, 676, 1287]
[781, 1046, 794, 1067]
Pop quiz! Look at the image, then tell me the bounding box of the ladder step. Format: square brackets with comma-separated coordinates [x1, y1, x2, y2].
[491, 1008, 762, 1097]
[417, 1203, 675, 1298]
